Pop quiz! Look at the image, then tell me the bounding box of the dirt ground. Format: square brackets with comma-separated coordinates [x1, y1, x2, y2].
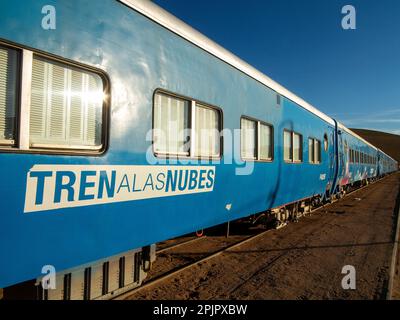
[391, 191, 400, 300]
[125, 173, 400, 300]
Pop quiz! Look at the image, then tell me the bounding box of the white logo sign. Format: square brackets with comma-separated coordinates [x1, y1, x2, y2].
[25, 165, 215, 213]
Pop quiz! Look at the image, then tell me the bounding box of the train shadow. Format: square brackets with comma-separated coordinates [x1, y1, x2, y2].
[222, 240, 395, 255]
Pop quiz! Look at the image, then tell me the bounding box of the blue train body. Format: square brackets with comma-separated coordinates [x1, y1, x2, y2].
[0, 0, 397, 291]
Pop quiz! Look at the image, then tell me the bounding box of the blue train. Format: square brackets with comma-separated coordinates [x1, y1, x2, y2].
[0, 0, 397, 299]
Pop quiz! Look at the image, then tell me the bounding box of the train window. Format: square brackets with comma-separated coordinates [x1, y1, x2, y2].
[315, 139, 321, 163]
[153, 92, 190, 156]
[30, 55, 105, 150]
[241, 117, 274, 162]
[323, 134, 328, 151]
[241, 118, 257, 160]
[259, 122, 273, 161]
[308, 138, 314, 163]
[308, 138, 321, 164]
[0, 45, 19, 146]
[293, 133, 302, 162]
[283, 130, 293, 162]
[195, 104, 220, 158]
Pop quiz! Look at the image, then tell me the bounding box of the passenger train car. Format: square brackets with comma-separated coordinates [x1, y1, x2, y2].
[0, 0, 397, 299]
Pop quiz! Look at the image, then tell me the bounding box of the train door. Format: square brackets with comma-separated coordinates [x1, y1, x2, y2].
[329, 120, 342, 197]
[377, 153, 381, 177]
[336, 132, 345, 189]
[339, 136, 346, 179]
[326, 127, 336, 198]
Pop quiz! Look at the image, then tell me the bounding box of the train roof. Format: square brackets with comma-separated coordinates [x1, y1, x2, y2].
[119, 0, 336, 126]
[337, 123, 378, 150]
[120, 0, 394, 161]
[377, 148, 397, 163]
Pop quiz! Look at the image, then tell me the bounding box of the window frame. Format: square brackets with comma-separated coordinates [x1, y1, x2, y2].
[284, 129, 303, 164]
[308, 137, 321, 165]
[283, 129, 293, 163]
[0, 40, 110, 156]
[293, 132, 303, 163]
[152, 88, 223, 160]
[194, 102, 222, 159]
[323, 133, 329, 152]
[0, 43, 21, 147]
[258, 120, 274, 162]
[240, 116, 257, 161]
[153, 91, 192, 158]
[240, 115, 274, 163]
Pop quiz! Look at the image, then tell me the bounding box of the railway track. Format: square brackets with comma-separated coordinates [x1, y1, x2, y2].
[156, 236, 206, 254]
[114, 229, 272, 300]
[114, 175, 397, 300]
[113, 172, 398, 300]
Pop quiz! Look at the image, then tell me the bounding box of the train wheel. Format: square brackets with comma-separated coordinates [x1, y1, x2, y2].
[196, 229, 204, 237]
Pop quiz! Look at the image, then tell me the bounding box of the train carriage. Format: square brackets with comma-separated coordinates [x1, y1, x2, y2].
[0, 0, 397, 299]
[337, 124, 379, 190]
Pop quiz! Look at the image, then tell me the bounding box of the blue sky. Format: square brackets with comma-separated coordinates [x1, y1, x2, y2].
[153, 0, 400, 135]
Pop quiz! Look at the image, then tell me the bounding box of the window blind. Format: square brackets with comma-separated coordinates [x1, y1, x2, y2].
[30, 56, 103, 149]
[0, 46, 18, 144]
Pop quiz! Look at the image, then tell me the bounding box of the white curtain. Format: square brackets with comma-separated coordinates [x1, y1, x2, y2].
[30, 56, 103, 148]
[154, 93, 189, 155]
[293, 133, 302, 162]
[284, 131, 292, 161]
[241, 118, 256, 159]
[195, 105, 219, 157]
[260, 123, 272, 160]
[0, 46, 18, 143]
[315, 139, 321, 163]
[309, 138, 314, 163]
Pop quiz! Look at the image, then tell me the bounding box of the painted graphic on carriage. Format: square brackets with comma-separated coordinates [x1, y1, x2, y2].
[24, 165, 216, 213]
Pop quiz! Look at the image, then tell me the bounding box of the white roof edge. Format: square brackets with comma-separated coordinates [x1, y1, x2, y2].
[119, 0, 335, 126]
[338, 123, 397, 162]
[337, 122, 377, 150]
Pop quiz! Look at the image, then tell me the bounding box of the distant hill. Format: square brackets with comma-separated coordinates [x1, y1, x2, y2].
[350, 129, 400, 162]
